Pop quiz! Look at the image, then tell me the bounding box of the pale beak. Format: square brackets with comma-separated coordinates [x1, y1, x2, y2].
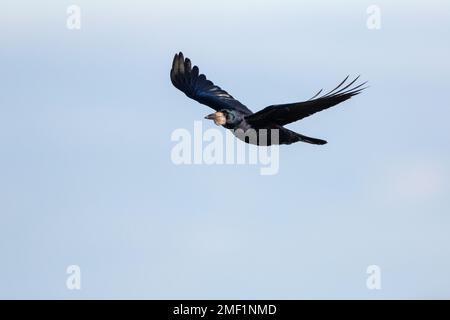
[204, 111, 226, 125]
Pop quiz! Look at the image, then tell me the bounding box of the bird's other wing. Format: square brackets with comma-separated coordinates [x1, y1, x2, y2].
[170, 52, 252, 114]
[245, 76, 367, 127]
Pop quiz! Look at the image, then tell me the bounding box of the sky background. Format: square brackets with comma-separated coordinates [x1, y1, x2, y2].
[1, 0, 449, 299]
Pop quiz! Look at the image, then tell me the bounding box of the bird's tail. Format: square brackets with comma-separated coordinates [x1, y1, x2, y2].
[295, 133, 327, 145]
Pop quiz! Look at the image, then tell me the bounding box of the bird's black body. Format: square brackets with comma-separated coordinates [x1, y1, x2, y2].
[170, 52, 367, 146]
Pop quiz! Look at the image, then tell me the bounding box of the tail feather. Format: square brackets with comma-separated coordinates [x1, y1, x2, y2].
[296, 133, 327, 145]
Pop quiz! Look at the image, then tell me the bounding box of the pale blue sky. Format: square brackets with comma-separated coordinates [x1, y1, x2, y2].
[1, 0, 449, 298]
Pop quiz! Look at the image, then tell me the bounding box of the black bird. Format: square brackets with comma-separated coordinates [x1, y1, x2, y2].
[170, 52, 367, 146]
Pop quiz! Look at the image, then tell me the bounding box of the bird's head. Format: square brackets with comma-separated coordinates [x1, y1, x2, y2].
[204, 110, 240, 126]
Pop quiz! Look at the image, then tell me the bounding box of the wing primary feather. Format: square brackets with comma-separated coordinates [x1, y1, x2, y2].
[178, 54, 185, 74]
[336, 81, 368, 96]
[172, 53, 178, 71]
[322, 75, 349, 97]
[308, 89, 323, 101]
[329, 75, 361, 96]
[192, 66, 199, 78]
[185, 58, 192, 72]
[342, 85, 369, 96]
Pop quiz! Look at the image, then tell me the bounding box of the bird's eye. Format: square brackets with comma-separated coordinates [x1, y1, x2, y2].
[223, 111, 233, 121]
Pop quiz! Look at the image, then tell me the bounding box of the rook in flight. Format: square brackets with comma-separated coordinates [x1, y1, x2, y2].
[170, 52, 367, 146]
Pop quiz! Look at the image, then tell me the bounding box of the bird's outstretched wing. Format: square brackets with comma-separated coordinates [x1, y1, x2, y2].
[170, 52, 252, 114]
[245, 76, 367, 127]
